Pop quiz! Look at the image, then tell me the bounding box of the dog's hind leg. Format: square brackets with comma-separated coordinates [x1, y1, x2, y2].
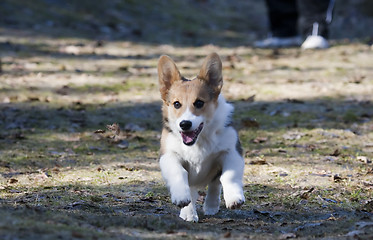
[203, 177, 221, 215]
[179, 187, 199, 222]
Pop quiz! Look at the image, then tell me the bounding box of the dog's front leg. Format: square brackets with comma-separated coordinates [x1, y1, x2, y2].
[220, 151, 245, 209]
[179, 187, 199, 222]
[160, 153, 191, 208]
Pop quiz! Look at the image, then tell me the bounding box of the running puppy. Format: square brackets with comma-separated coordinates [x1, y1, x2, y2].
[158, 53, 245, 222]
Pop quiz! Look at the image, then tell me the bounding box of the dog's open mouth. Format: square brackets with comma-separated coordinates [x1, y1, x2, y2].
[181, 123, 204, 146]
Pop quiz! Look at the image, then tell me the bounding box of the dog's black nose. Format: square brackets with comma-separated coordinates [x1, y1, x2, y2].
[180, 120, 192, 131]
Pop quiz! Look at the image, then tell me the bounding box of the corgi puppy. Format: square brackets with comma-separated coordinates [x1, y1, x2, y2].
[158, 53, 245, 222]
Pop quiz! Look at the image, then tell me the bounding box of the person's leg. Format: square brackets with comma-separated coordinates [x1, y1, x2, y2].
[299, 0, 335, 49]
[266, 0, 298, 37]
[255, 0, 301, 48]
[298, 0, 334, 38]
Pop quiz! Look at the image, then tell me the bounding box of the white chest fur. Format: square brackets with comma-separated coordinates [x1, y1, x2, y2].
[163, 95, 237, 186]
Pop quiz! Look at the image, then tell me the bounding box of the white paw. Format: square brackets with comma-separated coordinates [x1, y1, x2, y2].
[172, 196, 191, 208]
[179, 207, 199, 222]
[224, 193, 245, 209]
[170, 185, 191, 208]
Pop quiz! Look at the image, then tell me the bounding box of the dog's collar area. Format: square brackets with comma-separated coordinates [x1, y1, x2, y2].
[181, 122, 204, 146]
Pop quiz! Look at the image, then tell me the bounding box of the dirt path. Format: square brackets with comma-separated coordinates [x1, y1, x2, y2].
[1, 32, 372, 239]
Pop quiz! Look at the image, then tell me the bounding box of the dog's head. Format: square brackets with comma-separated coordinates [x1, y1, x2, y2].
[158, 53, 223, 146]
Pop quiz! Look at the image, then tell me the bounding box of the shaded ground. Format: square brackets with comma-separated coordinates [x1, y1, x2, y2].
[1, 0, 373, 239]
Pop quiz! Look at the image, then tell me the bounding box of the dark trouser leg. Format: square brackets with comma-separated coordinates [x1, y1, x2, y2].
[297, 0, 334, 38]
[266, 0, 298, 37]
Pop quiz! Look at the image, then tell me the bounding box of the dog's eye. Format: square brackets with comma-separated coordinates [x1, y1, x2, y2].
[173, 101, 182, 109]
[194, 100, 204, 109]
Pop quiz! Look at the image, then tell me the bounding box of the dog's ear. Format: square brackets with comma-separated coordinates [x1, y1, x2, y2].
[198, 52, 223, 99]
[158, 55, 181, 102]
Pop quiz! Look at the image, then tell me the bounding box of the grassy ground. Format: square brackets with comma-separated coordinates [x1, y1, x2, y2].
[1, 1, 373, 239]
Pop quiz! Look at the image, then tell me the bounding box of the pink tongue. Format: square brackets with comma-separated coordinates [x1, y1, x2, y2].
[181, 132, 196, 144]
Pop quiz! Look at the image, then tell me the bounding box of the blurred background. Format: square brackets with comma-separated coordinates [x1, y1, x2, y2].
[1, 0, 373, 46]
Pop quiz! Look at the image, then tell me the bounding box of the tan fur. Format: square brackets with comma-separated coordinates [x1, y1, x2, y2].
[158, 55, 181, 102]
[168, 80, 217, 117]
[158, 53, 222, 104]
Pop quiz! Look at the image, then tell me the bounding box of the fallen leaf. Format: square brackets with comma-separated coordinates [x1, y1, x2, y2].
[249, 158, 267, 165]
[107, 123, 120, 135]
[94, 129, 106, 134]
[95, 40, 104, 47]
[242, 94, 256, 102]
[27, 96, 40, 102]
[333, 174, 344, 182]
[306, 144, 316, 151]
[226, 54, 241, 62]
[55, 85, 70, 95]
[117, 165, 137, 171]
[366, 168, 373, 175]
[349, 74, 365, 84]
[118, 65, 129, 71]
[252, 137, 268, 143]
[299, 187, 314, 199]
[8, 178, 18, 184]
[357, 156, 371, 164]
[330, 149, 341, 157]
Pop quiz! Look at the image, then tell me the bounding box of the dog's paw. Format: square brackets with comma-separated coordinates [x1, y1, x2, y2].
[203, 205, 220, 216]
[203, 197, 220, 215]
[227, 199, 244, 209]
[180, 207, 199, 222]
[173, 198, 191, 208]
[170, 187, 191, 208]
[225, 194, 245, 209]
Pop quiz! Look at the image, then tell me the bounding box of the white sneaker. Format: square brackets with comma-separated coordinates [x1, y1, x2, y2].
[301, 35, 329, 49]
[254, 36, 302, 48]
[301, 22, 329, 49]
